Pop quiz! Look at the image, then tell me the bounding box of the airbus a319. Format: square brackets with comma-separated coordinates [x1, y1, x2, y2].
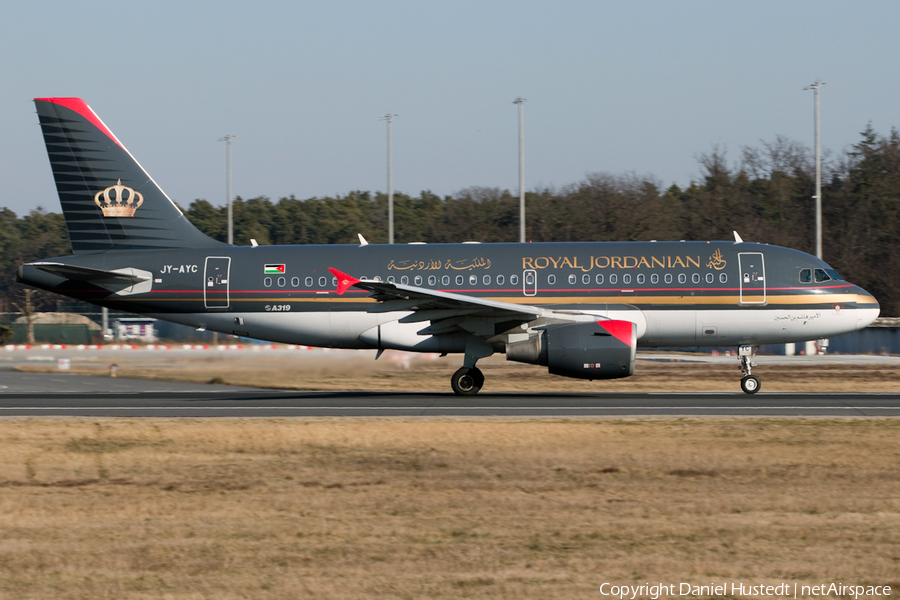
[18, 98, 880, 394]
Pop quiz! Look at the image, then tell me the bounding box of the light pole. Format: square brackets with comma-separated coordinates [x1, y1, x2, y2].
[220, 135, 236, 245]
[513, 97, 527, 243]
[380, 114, 398, 244]
[804, 82, 825, 259]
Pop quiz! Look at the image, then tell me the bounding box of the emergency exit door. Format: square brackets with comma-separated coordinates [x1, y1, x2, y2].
[523, 269, 537, 296]
[738, 252, 766, 304]
[204, 257, 231, 309]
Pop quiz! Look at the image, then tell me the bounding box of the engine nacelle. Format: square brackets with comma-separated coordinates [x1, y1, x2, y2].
[506, 320, 636, 380]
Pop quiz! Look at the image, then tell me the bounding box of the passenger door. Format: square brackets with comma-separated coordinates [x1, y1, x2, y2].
[204, 257, 231, 309]
[738, 252, 766, 304]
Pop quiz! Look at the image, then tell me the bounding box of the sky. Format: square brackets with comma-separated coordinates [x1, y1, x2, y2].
[2, 0, 898, 216]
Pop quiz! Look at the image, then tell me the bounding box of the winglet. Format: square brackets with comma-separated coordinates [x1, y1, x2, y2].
[357, 233, 369, 247]
[733, 230, 744, 244]
[329, 268, 360, 295]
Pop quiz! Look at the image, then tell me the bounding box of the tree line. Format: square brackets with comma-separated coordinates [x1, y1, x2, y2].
[2, 125, 899, 317]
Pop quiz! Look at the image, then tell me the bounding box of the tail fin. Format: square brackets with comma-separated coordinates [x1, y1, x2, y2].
[34, 98, 224, 254]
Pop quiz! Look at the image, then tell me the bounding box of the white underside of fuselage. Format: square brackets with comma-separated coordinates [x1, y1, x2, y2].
[148, 306, 879, 351]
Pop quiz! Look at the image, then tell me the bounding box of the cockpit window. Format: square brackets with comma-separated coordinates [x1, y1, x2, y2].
[814, 268, 830, 283]
[825, 268, 843, 281]
[800, 268, 811, 283]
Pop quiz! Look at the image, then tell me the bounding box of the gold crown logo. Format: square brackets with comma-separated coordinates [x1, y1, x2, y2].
[93, 179, 143, 217]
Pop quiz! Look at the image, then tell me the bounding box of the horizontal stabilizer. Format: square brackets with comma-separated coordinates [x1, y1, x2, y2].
[26, 262, 150, 284]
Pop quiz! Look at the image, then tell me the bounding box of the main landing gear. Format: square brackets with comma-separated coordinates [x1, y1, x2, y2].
[738, 345, 761, 394]
[451, 338, 493, 396]
[451, 367, 484, 396]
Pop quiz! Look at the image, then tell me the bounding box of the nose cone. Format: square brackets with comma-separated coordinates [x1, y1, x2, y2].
[855, 289, 880, 330]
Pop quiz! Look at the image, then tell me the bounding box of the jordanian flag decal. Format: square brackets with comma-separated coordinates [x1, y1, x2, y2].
[264, 264, 286, 274]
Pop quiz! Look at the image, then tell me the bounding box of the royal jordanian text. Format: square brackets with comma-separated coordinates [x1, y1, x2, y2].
[598, 582, 891, 599]
[522, 255, 705, 271]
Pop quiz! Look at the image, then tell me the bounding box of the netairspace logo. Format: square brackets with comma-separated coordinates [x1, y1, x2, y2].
[598, 582, 892, 599]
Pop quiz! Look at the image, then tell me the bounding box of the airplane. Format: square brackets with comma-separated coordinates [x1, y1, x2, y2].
[17, 97, 880, 395]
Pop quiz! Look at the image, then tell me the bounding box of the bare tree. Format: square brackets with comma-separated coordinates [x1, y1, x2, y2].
[453, 186, 505, 203]
[12, 289, 36, 345]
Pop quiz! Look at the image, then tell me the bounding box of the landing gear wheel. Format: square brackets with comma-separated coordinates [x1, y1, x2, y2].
[451, 367, 483, 396]
[470, 367, 484, 390]
[740, 375, 761, 394]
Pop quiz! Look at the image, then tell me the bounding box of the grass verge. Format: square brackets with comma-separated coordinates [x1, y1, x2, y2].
[0, 418, 898, 599]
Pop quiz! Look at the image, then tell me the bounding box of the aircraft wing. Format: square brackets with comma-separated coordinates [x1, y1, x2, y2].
[25, 262, 152, 284]
[329, 268, 552, 336]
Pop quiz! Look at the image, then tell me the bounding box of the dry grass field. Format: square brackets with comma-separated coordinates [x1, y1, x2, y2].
[0, 418, 899, 599]
[14, 350, 900, 392]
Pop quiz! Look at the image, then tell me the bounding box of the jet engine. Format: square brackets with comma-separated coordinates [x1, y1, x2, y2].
[505, 320, 636, 380]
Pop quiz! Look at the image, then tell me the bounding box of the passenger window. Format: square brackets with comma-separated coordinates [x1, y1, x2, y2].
[469, 275, 477, 285]
[799, 268, 811, 283]
[524, 273, 533, 285]
[719, 273, 727, 283]
[401, 276, 409, 285]
[264, 277, 272, 287]
[692, 273, 700, 284]
[318, 276, 326, 287]
[582, 274, 590, 284]
[442, 275, 449, 285]
[510, 274, 519, 285]
[414, 276, 423, 285]
[814, 268, 830, 283]
[595, 274, 604, 284]
[332, 277, 337, 286]
[483, 275, 491, 285]
[497, 275, 505, 285]
[548, 274, 557, 285]
[305, 277, 312, 287]
[568, 274, 576, 284]
[650, 274, 659, 284]
[622, 274, 631, 284]
[428, 275, 436, 286]
[609, 274, 618, 284]
[637, 274, 645, 284]
[388, 276, 395, 284]
[291, 277, 299, 287]
[277, 277, 286, 287]
[456, 275, 464, 285]
[706, 273, 714, 284]
[678, 273, 686, 284]
[374, 276, 383, 282]
[665, 273, 672, 284]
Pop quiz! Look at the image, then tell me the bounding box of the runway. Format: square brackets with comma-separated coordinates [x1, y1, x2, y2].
[0, 372, 898, 417]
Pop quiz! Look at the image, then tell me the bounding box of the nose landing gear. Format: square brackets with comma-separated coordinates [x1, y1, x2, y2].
[738, 345, 761, 394]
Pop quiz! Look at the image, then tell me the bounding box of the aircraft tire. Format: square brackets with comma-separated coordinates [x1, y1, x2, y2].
[740, 375, 761, 394]
[470, 367, 485, 389]
[451, 367, 482, 396]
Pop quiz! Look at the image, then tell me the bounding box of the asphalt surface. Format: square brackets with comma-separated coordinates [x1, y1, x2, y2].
[0, 371, 898, 417]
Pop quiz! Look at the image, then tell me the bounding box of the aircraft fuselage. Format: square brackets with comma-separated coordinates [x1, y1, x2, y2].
[19, 240, 879, 351]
